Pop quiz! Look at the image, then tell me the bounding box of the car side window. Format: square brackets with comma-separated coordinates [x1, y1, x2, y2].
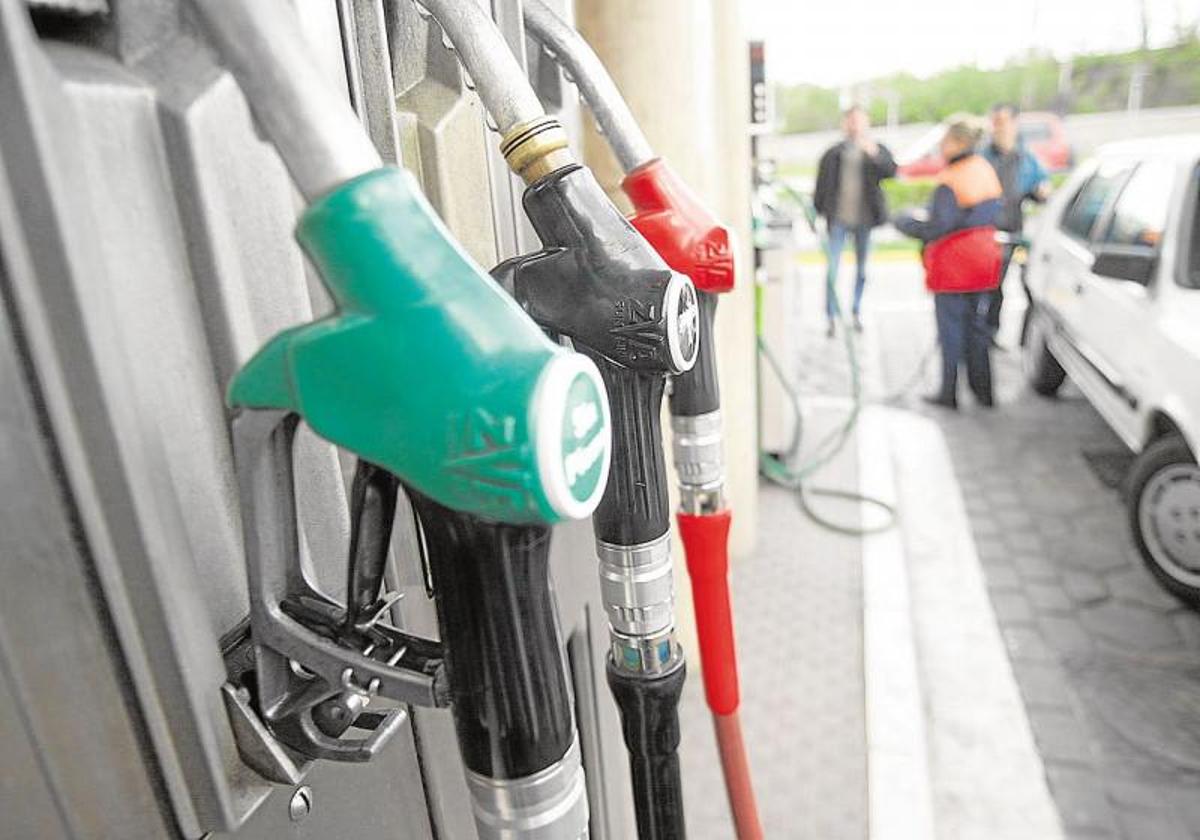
[1185, 169, 1200, 290]
[1060, 161, 1133, 242]
[1100, 160, 1174, 249]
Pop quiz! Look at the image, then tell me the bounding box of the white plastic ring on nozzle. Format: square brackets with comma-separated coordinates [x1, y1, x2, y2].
[532, 352, 612, 521]
[664, 273, 700, 375]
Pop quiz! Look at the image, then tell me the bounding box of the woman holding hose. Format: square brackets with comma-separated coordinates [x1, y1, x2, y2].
[894, 115, 1004, 409]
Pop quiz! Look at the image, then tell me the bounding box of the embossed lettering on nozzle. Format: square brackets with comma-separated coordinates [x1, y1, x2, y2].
[671, 410, 727, 514]
[465, 738, 590, 840]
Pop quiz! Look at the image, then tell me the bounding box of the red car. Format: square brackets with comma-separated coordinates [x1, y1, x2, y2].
[896, 111, 1073, 179]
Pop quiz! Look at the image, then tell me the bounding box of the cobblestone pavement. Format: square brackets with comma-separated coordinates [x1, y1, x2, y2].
[859, 260, 1200, 840]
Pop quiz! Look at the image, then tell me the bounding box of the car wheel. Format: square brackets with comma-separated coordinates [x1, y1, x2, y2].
[1022, 308, 1066, 396]
[1127, 435, 1200, 607]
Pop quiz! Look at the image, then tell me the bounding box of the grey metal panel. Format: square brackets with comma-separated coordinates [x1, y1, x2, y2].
[388, 0, 501, 269]
[212, 717, 434, 840]
[0, 3, 421, 835]
[0, 249, 174, 840]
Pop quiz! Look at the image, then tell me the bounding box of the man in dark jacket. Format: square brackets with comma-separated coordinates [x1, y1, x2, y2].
[813, 105, 897, 336]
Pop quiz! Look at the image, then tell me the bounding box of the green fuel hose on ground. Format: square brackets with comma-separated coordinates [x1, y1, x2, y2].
[755, 186, 897, 536]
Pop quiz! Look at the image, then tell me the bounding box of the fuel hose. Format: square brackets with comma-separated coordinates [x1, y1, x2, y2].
[522, 4, 763, 836]
[411, 3, 702, 836]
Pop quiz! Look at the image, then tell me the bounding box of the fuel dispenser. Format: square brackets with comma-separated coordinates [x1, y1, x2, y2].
[406, 2, 701, 836]
[520, 5, 763, 837]
[194, 1, 606, 837]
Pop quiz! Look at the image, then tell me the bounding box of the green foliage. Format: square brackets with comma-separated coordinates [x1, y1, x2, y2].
[881, 177, 937, 212]
[776, 83, 841, 134]
[776, 36, 1200, 134]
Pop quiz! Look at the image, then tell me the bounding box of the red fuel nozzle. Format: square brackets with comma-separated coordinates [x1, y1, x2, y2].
[622, 158, 735, 295]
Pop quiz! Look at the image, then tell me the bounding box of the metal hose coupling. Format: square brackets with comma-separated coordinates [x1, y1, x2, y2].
[465, 737, 589, 840]
[597, 533, 680, 674]
[671, 409, 727, 514]
[501, 117, 575, 185]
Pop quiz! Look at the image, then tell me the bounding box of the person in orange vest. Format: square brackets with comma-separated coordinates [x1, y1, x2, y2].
[894, 116, 1003, 409]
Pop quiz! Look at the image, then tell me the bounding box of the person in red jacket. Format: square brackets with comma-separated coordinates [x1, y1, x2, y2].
[894, 117, 1003, 409]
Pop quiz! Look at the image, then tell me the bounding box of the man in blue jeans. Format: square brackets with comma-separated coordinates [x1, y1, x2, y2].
[813, 105, 897, 337]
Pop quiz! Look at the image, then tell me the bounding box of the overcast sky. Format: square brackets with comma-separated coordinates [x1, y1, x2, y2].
[743, 0, 1199, 87]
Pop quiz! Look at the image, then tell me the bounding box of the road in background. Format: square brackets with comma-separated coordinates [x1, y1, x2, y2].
[762, 105, 1200, 176]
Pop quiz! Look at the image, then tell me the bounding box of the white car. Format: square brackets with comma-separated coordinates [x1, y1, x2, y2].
[1023, 136, 1200, 604]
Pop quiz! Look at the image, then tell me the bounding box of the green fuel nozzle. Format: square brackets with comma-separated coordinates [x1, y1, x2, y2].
[227, 167, 611, 525]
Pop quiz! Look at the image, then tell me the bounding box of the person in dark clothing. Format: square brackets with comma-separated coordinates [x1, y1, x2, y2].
[894, 117, 1003, 410]
[812, 105, 897, 336]
[981, 103, 1050, 342]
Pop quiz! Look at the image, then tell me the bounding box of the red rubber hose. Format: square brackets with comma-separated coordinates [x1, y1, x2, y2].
[677, 510, 763, 839]
[715, 712, 764, 840]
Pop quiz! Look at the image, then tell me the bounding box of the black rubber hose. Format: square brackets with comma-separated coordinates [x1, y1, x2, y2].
[607, 660, 688, 840]
[410, 490, 574, 779]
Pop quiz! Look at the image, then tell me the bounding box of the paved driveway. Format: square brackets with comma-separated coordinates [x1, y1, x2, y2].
[868, 259, 1200, 840]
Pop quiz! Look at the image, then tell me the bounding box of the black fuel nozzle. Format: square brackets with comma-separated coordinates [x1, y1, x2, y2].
[495, 164, 699, 380]
[496, 163, 698, 550]
[496, 163, 697, 840]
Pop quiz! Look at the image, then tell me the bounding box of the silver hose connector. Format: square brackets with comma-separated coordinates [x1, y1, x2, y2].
[522, 0, 654, 173]
[192, 0, 381, 201]
[597, 533, 675, 638]
[671, 410, 727, 514]
[597, 533, 680, 674]
[465, 738, 590, 840]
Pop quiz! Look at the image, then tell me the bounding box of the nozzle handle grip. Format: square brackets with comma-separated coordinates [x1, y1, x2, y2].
[677, 509, 740, 715]
[669, 292, 721, 418]
[587, 355, 672, 545]
[607, 661, 687, 840]
[410, 491, 575, 779]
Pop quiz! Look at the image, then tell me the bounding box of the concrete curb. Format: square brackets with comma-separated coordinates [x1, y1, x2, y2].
[860, 405, 936, 840]
[878, 409, 1065, 840]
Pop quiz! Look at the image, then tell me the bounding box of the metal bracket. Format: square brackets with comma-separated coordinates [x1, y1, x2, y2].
[227, 408, 451, 771]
